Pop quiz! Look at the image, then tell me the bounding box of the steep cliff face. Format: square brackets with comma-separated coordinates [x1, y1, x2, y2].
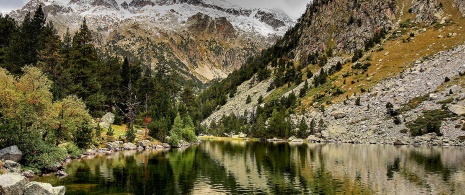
[9, 0, 295, 83]
[281, 0, 397, 62]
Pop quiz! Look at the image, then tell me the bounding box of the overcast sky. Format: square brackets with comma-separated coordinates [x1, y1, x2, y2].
[0, 0, 311, 19]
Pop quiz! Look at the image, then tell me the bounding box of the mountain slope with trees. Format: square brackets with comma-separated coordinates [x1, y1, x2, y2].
[199, 0, 465, 145]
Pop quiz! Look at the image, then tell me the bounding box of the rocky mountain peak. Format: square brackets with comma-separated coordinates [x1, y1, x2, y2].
[187, 12, 236, 39]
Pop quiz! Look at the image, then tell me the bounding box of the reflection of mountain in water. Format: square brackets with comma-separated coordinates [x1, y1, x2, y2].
[199, 142, 465, 194]
[38, 142, 465, 194]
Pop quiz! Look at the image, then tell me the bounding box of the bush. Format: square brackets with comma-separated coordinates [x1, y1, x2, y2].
[75, 125, 93, 148]
[445, 77, 450, 82]
[407, 109, 451, 136]
[126, 125, 136, 142]
[107, 125, 114, 136]
[65, 143, 82, 159]
[355, 97, 361, 106]
[246, 95, 252, 104]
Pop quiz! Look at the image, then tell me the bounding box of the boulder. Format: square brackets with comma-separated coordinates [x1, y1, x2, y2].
[307, 135, 320, 142]
[83, 149, 97, 156]
[393, 140, 406, 145]
[100, 112, 115, 129]
[162, 143, 171, 148]
[47, 163, 63, 173]
[106, 142, 122, 150]
[328, 124, 347, 136]
[449, 105, 465, 116]
[138, 140, 152, 149]
[123, 143, 137, 150]
[55, 170, 68, 178]
[0, 145, 23, 162]
[136, 130, 144, 135]
[4, 160, 21, 173]
[0, 173, 27, 195]
[22, 170, 35, 179]
[331, 110, 347, 119]
[429, 93, 438, 100]
[24, 182, 65, 195]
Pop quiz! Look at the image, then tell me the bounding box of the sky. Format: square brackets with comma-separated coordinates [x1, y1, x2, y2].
[0, 0, 311, 19]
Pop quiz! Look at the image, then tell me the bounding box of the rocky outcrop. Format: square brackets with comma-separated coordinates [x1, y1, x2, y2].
[188, 13, 236, 39]
[449, 101, 465, 115]
[289, 0, 396, 59]
[128, 0, 156, 8]
[99, 112, 115, 128]
[254, 10, 286, 29]
[24, 182, 65, 195]
[457, 0, 465, 16]
[0, 145, 23, 162]
[0, 173, 65, 195]
[4, 160, 21, 173]
[123, 142, 138, 150]
[410, 0, 443, 24]
[0, 173, 27, 195]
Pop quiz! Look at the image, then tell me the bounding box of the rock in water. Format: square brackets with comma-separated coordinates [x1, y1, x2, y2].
[0, 173, 27, 195]
[0, 145, 23, 162]
[24, 182, 65, 195]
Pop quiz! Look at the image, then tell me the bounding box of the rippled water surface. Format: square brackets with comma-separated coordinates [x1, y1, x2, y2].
[39, 141, 465, 194]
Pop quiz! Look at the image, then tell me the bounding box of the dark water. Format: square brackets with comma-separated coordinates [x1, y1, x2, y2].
[38, 141, 465, 194]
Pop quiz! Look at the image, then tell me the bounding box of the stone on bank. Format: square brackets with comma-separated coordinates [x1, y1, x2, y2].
[0, 173, 65, 195]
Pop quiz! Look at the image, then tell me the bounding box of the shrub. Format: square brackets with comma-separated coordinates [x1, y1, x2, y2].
[407, 109, 451, 136]
[75, 125, 93, 148]
[95, 123, 102, 138]
[246, 95, 252, 104]
[355, 97, 361, 106]
[126, 125, 136, 142]
[107, 125, 114, 136]
[445, 77, 450, 82]
[65, 143, 83, 159]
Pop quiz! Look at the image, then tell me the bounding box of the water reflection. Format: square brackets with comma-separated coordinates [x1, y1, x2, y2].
[38, 141, 465, 194]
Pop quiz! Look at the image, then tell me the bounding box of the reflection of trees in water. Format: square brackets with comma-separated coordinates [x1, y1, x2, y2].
[41, 142, 465, 194]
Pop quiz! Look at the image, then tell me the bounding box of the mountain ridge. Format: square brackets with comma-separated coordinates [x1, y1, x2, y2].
[8, 0, 296, 82]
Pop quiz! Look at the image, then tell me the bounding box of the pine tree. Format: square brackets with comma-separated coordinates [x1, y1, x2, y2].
[298, 117, 309, 138]
[38, 22, 64, 99]
[68, 19, 105, 115]
[5, 6, 46, 74]
[0, 14, 16, 66]
[309, 118, 316, 135]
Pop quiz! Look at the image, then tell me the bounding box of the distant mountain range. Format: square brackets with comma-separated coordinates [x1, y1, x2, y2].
[8, 0, 296, 82]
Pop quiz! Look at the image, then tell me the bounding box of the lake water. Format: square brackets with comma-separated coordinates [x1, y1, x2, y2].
[38, 140, 465, 194]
